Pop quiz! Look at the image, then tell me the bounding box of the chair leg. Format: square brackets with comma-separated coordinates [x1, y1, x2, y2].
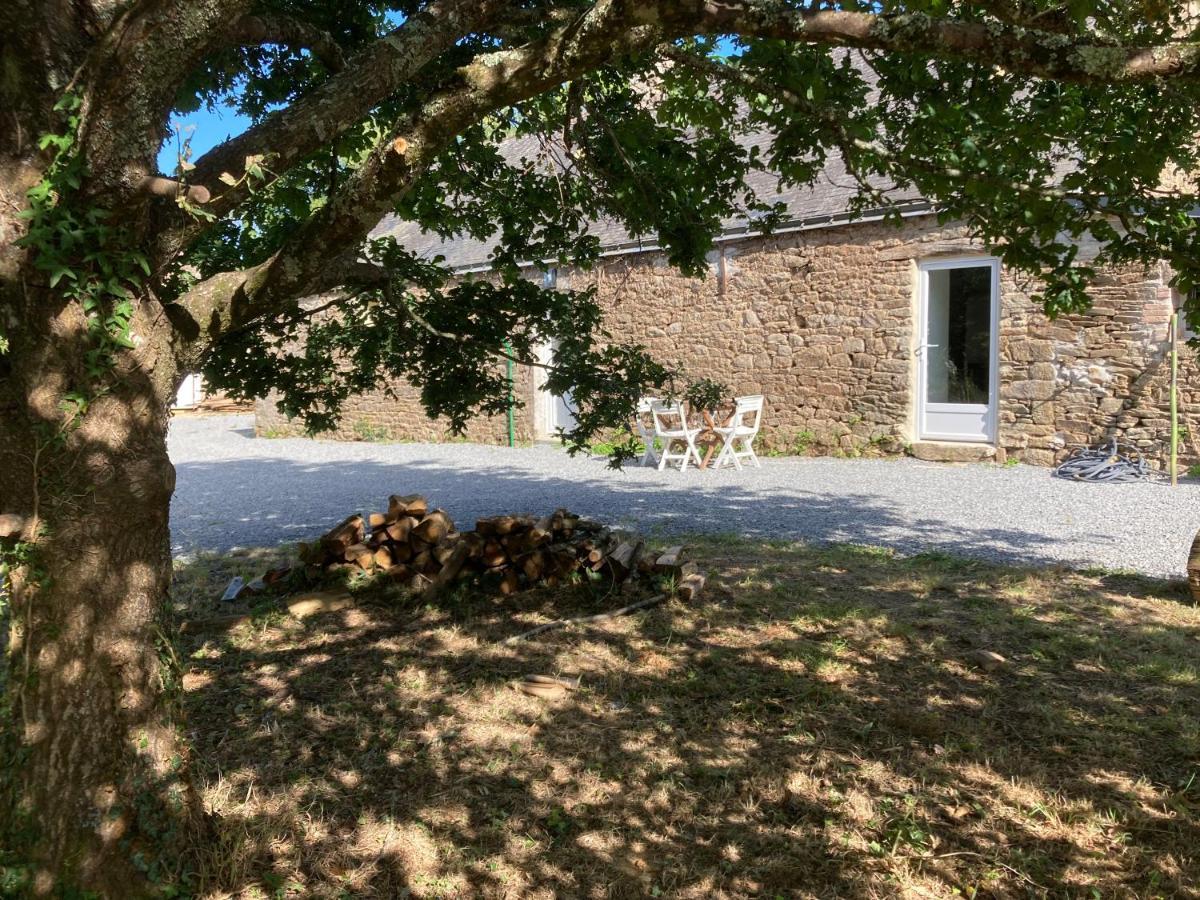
[713, 440, 730, 469]
[657, 441, 670, 471]
[679, 439, 695, 471]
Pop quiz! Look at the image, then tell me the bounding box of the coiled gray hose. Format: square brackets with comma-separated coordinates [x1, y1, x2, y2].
[1053, 437, 1154, 483]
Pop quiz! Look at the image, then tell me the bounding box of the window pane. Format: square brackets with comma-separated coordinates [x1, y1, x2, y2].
[925, 266, 991, 404]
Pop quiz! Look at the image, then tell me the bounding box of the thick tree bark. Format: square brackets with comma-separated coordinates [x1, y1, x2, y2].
[1, 161, 204, 897]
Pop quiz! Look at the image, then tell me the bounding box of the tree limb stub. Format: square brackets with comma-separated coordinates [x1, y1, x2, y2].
[139, 176, 210, 205]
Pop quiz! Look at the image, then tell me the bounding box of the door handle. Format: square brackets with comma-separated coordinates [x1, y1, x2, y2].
[914, 344, 939, 357]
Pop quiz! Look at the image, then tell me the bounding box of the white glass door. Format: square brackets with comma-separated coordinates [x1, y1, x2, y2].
[916, 258, 999, 443]
[535, 339, 576, 437]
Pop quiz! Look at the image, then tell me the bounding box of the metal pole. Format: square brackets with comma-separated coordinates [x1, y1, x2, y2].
[505, 342, 516, 448]
[1171, 310, 1179, 487]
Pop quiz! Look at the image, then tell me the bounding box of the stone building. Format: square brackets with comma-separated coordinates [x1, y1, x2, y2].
[256, 153, 1198, 469]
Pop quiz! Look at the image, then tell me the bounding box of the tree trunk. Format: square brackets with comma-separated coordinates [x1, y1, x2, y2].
[1, 162, 205, 894]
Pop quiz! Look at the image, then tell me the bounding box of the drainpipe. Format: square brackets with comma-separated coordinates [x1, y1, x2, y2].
[1170, 310, 1179, 486]
[505, 341, 516, 448]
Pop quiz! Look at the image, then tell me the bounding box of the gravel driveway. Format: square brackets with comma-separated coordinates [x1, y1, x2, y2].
[169, 414, 1200, 578]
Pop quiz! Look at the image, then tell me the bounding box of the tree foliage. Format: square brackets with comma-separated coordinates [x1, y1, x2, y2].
[116, 0, 1200, 462]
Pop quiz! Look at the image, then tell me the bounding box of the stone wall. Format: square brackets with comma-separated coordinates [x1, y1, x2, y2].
[254, 215, 1200, 468]
[254, 364, 538, 444]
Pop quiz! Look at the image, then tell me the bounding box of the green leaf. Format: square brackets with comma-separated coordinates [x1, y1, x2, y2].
[47, 266, 75, 288]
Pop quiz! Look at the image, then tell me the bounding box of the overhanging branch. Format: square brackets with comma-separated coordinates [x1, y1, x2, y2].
[177, 0, 511, 230]
[168, 0, 1200, 358]
[225, 13, 347, 72]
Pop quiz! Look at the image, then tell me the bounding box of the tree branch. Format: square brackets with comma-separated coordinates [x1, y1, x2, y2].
[167, 0, 1200, 355]
[676, 3, 1200, 83]
[170, 0, 665, 347]
[225, 13, 346, 72]
[177, 0, 512, 230]
[169, 0, 1200, 233]
[76, 0, 254, 201]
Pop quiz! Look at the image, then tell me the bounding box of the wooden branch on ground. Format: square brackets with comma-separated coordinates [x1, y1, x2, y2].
[500, 593, 668, 645]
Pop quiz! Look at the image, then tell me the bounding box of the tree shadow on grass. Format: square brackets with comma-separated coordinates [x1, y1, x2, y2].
[174, 530, 1200, 898]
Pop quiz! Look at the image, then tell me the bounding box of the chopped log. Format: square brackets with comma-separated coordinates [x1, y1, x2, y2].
[344, 543, 374, 569]
[388, 541, 413, 563]
[487, 514, 534, 536]
[461, 532, 485, 558]
[372, 546, 393, 569]
[520, 550, 546, 582]
[499, 569, 521, 595]
[677, 571, 706, 602]
[368, 512, 387, 530]
[604, 540, 644, 583]
[263, 566, 292, 585]
[412, 509, 453, 545]
[320, 515, 365, 554]
[503, 529, 545, 555]
[410, 549, 433, 574]
[179, 612, 252, 634]
[654, 546, 686, 574]
[530, 512, 559, 544]
[424, 542, 472, 599]
[433, 541, 461, 566]
[387, 494, 428, 521]
[481, 540, 507, 569]
[385, 517, 417, 542]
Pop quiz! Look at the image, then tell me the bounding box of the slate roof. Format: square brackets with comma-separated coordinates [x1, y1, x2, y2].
[370, 131, 929, 272]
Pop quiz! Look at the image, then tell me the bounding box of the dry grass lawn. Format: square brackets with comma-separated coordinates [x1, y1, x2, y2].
[174, 536, 1200, 898]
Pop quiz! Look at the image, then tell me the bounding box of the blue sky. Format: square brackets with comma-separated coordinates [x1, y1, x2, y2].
[158, 102, 252, 174]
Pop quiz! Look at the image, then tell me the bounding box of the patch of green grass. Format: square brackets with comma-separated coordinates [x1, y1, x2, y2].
[351, 419, 393, 442]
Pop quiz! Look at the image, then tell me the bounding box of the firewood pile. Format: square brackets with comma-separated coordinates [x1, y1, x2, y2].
[297, 494, 701, 599]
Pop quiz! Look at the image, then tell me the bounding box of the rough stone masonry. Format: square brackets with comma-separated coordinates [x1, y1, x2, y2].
[255, 214, 1199, 470]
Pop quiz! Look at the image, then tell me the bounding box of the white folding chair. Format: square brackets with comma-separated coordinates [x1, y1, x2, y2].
[650, 400, 703, 471]
[713, 395, 763, 470]
[634, 397, 660, 467]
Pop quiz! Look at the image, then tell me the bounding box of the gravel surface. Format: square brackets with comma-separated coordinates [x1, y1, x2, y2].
[169, 413, 1200, 578]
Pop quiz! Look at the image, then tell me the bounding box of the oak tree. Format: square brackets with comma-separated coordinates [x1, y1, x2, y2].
[3, 0, 1200, 892]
